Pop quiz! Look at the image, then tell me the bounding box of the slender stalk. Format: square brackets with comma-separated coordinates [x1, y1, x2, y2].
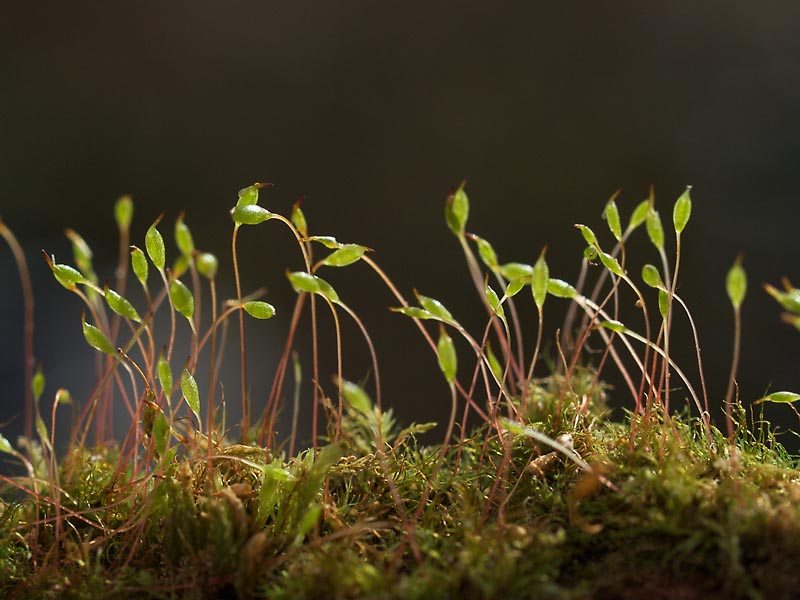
[0, 221, 35, 440]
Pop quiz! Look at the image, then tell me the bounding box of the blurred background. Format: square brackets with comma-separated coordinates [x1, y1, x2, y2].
[2, 2, 799, 454]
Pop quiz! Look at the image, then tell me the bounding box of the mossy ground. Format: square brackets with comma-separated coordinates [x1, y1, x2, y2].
[2, 377, 799, 599]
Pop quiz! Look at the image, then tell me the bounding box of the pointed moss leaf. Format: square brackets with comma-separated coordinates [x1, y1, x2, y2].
[291, 201, 308, 237]
[599, 320, 627, 334]
[726, 256, 747, 310]
[340, 379, 373, 415]
[658, 289, 670, 320]
[304, 236, 341, 249]
[174, 214, 195, 258]
[646, 207, 664, 251]
[153, 409, 170, 459]
[531, 249, 549, 309]
[754, 391, 800, 405]
[628, 200, 650, 231]
[263, 462, 294, 482]
[35, 416, 49, 450]
[0, 433, 14, 455]
[131, 246, 148, 286]
[145, 216, 166, 271]
[437, 327, 457, 384]
[505, 276, 529, 298]
[196, 252, 218, 280]
[500, 262, 533, 280]
[445, 184, 469, 236]
[485, 284, 506, 320]
[65, 229, 94, 277]
[236, 185, 260, 207]
[172, 255, 189, 279]
[603, 197, 623, 242]
[288, 271, 321, 294]
[575, 224, 598, 247]
[598, 251, 624, 277]
[243, 300, 276, 320]
[323, 244, 368, 267]
[391, 306, 434, 320]
[547, 279, 578, 299]
[764, 283, 800, 313]
[181, 368, 201, 426]
[169, 278, 195, 321]
[641, 264, 664, 289]
[32, 364, 45, 402]
[105, 286, 142, 322]
[316, 277, 340, 304]
[115, 195, 133, 231]
[82, 314, 115, 354]
[158, 352, 173, 399]
[231, 204, 274, 226]
[673, 186, 692, 234]
[471, 235, 499, 269]
[485, 341, 504, 384]
[287, 271, 340, 303]
[416, 292, 455, 324]
[293, 503, 323, 546]
[48, 257, 86, 289]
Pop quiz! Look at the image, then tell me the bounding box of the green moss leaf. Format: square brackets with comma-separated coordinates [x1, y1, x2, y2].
[340, 379, 373, 416]
[231, 204, 274, 225]
[169, 278, 195, 322]
[145, 215, 166, 272]
[445, 184, 469, 236]
[104, 285, 142, 322]
[486, 284, 505, 320]
[174, 213, 195, 258]
[754, 391, 800, 405]
[243, 300, 276, 320]
[291, 200, 308, 237]
[181, 368, 201, 427]
[322, 244, 369, 267]
[82, 313, 115, 355]
[470, 234, 499, 269]
[236, 185, 260, 207]
[437, 326, 457, 385]
[726, 255, 747, 311]
[646, 206, 665, 251]
[575, 224, 599, 247]
[130, 246, 149, 286]
[415, 292, 455, 324]
[196, 252, 218, 280]
[531, 248, 549, 310]
[598, 250, 624, 277]
[547, 278, 578, 299]
[31, 364, 45, 403]
[391, 306, 434, 320]
[603, 193, 623, 242]
[673, 186, 692, 234]
[0, 433, 14, 455]
[641, 264, 664, 289]
[114, 195, 133, 231]
[500, 262, 533, 280]
[157, 351, 173, 400]
[628, 199, 650, 231]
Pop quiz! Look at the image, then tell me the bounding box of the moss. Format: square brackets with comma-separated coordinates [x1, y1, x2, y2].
[2, 184, 800, 598]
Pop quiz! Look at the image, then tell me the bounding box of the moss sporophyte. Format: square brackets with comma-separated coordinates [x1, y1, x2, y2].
[1, 184, 800, 598]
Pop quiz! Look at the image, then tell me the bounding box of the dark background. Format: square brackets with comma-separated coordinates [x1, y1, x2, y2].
[2, 2, 799, 452]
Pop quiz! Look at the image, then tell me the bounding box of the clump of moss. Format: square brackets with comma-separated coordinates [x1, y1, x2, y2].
[1, 184, 800, 599]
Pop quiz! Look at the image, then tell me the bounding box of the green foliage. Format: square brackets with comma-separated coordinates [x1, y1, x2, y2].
[2, 182, 800, 600]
